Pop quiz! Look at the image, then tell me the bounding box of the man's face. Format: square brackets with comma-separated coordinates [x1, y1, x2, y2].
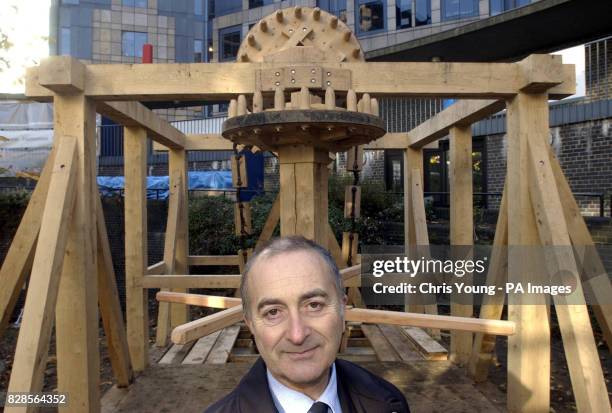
[244, 250, 346, 389]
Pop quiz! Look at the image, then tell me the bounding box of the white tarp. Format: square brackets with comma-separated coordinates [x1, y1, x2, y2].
[0, 101, 53, 130]
[0, 129, 53, 176]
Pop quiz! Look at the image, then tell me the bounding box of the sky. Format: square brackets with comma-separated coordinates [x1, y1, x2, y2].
[0, 1, 586, 97]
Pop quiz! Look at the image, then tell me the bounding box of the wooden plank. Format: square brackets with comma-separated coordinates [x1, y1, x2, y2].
[124, 126, 149, 372]
[97, 101, 185, 149]
[279, 162, 297, 236]
[172, 306, 243, 345]
[158, 341, 197, 365]
[344, 185, 361, 219]
[449, 125, 474, 366]
[188, 255, 240, 266]
[156, 175, 182, 347]
[234, 202, 252, 236]
[169, 149, 189, 328]
[153, 134, 232, 152]
[26, 57, 574, 101]
[156, 291, 242, 309]
[206, 325, 241, 364]
[97, 196, 133, 388]
[0, 147, 55, 337]
[408, 100, 503, 148]
[468, 185, 509, 382]
[231, 155, 248, 188]
[361, 324, 401, 362]
[38, 56, 85, 94]
[548, 148, 612, 351]
[53, 94, 100, 413]
[526, 108, 610, 413]
[142, 273, 362, 289]
[147, 261, 166, 275]
[345, 308, 515, 336]
[255, 194, 280, 250]
[363, 133, 409, 150]
[401, 327, 448, 361]
[505, 92, 550, 413]
[5, 135, 78, 409]
[327, 224, 346, 269]
[181, 331, 222, 365]
[378, 324, 422, 361]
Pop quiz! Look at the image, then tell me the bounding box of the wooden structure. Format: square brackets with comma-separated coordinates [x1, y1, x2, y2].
[0, 6, 609, 413]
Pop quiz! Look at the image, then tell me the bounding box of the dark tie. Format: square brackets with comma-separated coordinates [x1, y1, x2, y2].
[307, 401, 329, 413]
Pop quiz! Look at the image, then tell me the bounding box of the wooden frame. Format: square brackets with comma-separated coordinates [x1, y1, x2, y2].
[1, 42, 604, 413]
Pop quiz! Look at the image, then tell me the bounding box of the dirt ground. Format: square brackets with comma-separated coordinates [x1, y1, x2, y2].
[0, 297, 610, 412]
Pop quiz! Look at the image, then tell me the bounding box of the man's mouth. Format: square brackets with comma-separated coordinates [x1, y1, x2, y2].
[285, 346, 319, 359]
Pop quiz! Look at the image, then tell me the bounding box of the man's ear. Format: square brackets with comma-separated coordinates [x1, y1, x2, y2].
[342, 294, 348, 307]
[243, 314, 253, 332]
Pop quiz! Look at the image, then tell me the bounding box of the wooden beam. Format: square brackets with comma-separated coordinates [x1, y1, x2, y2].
[147, 261, 166, 275]
[255, 194, 280, 250]
[327, 224, 346, 269]
[468, 184, 508, 382]
[188, 255, 240, 266]
[171, 305, 243, 344]
[96, 196, 133, 388]
[527, 109, 610, 412]
[408, 100, 504, 148]
[97, 101, 186, 150]
[0, 148, 55, 337]
[449, 125, 474, 366]
[26, 55, 574, 100]
[6, 134, 77, 408]
[156, 175, 182, 347]
[506, 92, 550, 413]
[345, 308, 515, 336]
[548, 148, 612, 351]
[153, 134, 233, 152]
[363, 133, 410, 150]
[53, 94, 100, 413]
[156, 291, 242, 309]
[169, 149, 189, 327]
[142, 273, 362, 289]
[124, 126, 149, 372]
[38, 56, 85, 94]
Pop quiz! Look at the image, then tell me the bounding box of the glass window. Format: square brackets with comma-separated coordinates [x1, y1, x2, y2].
[215, 0, 242, 17]
[442, 0, 479, 21]
[396, 0, 412, 29]
[249, 0, 274, 8]
[122, 31, 148, 57]
[61, 0, 79, 4]
[490, 0, 530, 16]
[317, 0, 348, 22]
[358, 0, 385, 34]
[194, 39, 203, 62]
[123, 0, 148, 7]
[195, 0, 203, 15]
[219, 25, 241, 62]
[60, 28, 71, 56]
[415, 0, 431, 26]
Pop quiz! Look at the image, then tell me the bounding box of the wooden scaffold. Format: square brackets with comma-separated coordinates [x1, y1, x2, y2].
[0, 6, 609, 413]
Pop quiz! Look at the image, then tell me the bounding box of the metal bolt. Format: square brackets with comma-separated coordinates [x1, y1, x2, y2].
[291, 69, 296, 74]
[289, 28, 293, 33]
[310, 78, 316, 83]
[311, 68, 316, 74]
[326, 81, 331, 86]
[303, 27, 307, 31]
[327, 72, 332, 77]
[275, 72, 280, 76]
[275, 81, 280, 86]
[291, 79, 296, 83]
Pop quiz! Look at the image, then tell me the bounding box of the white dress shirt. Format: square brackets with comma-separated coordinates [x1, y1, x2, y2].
[266, 363, 343, 413]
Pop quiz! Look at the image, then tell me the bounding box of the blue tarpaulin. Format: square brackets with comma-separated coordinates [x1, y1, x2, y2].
[97, 171, 233, 199]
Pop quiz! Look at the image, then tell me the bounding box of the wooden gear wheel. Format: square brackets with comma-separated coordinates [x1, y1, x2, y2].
[236, 6, 365, 63]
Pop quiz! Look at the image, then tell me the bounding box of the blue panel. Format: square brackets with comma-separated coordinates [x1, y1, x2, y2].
[215, 0, 242, 17]
[239, 151, 264, 201]
[59, 8, 72, 26]
[442, 0, 479, 21]
[78, 27, 93, 59]
[194, 21, 205, 38]
[175, 35, 190, 62]
[78, 7, 92, 27]
[176, 17, 189, 36]
[158, 0, 172, 12]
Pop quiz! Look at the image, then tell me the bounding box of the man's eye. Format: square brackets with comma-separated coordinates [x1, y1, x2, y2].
[308, 302, 324, 310]
[264, 308, 281, 319]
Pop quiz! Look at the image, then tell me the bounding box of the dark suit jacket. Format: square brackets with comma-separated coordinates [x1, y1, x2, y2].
[204, 357, 410, 413]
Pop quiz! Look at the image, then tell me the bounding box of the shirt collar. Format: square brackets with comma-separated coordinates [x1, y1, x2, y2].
[266, 363, 342, 413]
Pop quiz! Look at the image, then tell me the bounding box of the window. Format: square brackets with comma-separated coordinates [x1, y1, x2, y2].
[490, 0, 530, 15]
[195, 0, 203, 15]
[441, 0, 479, 21]
[61, 0, 79, 4]
[357, 0, 385, 34]
[194, 39, 203, 62]
[249, 0, 274, 9]
[214, 0, 242, 17]
[396, 0, 412, 29]
[384, 150, 404, 191]
[415, 0, 431, 26]
[122, 32, 147, 57]
[123, 0, 148, 7]
[317, 0, 348, 22]
[60, 28, 71, 56]
[219, 25, 241, 62]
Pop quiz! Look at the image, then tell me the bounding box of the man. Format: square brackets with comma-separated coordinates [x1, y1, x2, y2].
[205, 236, 410, 413]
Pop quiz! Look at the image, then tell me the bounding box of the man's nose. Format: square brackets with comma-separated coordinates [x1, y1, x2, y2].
[286, 312, 311, 345]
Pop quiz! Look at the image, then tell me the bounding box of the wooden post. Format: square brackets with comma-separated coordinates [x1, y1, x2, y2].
[6, 135, 77, 413]
[449, 125, 473, 366]
[124, 126, 149, 372]
[168, 149, 189, 327]
[52, 94, 100, 413]
[506, 92, 550, 413]
[255, 194, 280, 250]
[278, 145, 329, 245]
